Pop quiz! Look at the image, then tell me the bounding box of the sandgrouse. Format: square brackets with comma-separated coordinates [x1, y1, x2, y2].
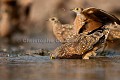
[50, 28, 110, 59]
[71, 7, 120, 34]
[0, 0, 30, 41]
[105, 23, 120, 40]
[48, 17, 76, 43]
[0, 8, 12, 38]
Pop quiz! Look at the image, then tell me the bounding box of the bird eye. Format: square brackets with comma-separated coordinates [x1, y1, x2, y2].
[76, 8, 79, 10]
[51, 18, 55, 21]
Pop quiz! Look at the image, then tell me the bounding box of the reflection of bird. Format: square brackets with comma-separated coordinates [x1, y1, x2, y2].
[48, 17, 76, 43]
[50, 28, 109, 59]
[71, 7, 120, 34]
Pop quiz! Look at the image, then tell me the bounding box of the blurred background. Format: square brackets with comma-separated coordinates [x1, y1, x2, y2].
[0, 0, 120, 51]
[0, 1, 120, 80]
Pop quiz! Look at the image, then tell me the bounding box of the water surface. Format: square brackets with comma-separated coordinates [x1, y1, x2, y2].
[0, 56, 120, 80]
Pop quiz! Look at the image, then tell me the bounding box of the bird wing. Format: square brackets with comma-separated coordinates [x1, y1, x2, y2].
[62, 30, 105, 56]
[50, 27, 108, 59]
[83, 7, 120, 25]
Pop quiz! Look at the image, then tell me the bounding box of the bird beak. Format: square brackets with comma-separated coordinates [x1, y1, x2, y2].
[46, 19, 49, 21]
[70, 9, 74, 11]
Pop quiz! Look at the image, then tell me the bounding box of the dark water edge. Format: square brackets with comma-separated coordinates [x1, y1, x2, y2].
[0, 55, 120, 80]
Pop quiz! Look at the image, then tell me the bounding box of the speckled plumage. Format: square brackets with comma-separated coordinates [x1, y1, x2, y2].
[72, 7, 120, 34]
[49, 17, 76, 43]
[50, 28, 109, 59]
[105, 23, 120, 40]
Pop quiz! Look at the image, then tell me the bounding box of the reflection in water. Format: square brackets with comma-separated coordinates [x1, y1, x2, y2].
[0, 56, 120, 80]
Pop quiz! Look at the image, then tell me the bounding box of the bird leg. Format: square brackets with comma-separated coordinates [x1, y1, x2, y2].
[82, 51, 96, 59]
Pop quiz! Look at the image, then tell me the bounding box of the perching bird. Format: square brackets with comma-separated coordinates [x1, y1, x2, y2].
[50, 28, 110, 59]
[71, 7, 120, 34]
[48, 17, 76, 43]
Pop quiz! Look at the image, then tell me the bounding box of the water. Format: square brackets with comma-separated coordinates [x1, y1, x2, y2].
[0, 56, 120, 80]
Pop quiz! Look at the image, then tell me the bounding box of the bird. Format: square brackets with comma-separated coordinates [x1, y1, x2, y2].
[71, 7, 120, 53]
[0, 9, 12, 38]
[50, 28, 110, 59]
[48, 17, 76, 43]
[71, 7, 120, 34]
[71, 7, 102, 34]
[0, 0, 24, 44]
[105, 23, 120, 40]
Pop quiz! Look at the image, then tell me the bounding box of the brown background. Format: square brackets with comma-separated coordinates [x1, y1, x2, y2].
[0, 0, 120, 51]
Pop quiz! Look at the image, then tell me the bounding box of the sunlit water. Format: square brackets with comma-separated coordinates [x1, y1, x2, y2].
[0, 56, 120, 80]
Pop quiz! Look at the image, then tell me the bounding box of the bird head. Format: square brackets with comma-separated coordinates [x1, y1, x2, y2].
[50, 49, 67, 59]
[50, 51, 60, 59]
[71, 8, 83, 14]
[48, 17, 59, 23]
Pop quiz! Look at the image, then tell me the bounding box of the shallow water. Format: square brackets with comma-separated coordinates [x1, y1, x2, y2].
[0, 56, 120, 80]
